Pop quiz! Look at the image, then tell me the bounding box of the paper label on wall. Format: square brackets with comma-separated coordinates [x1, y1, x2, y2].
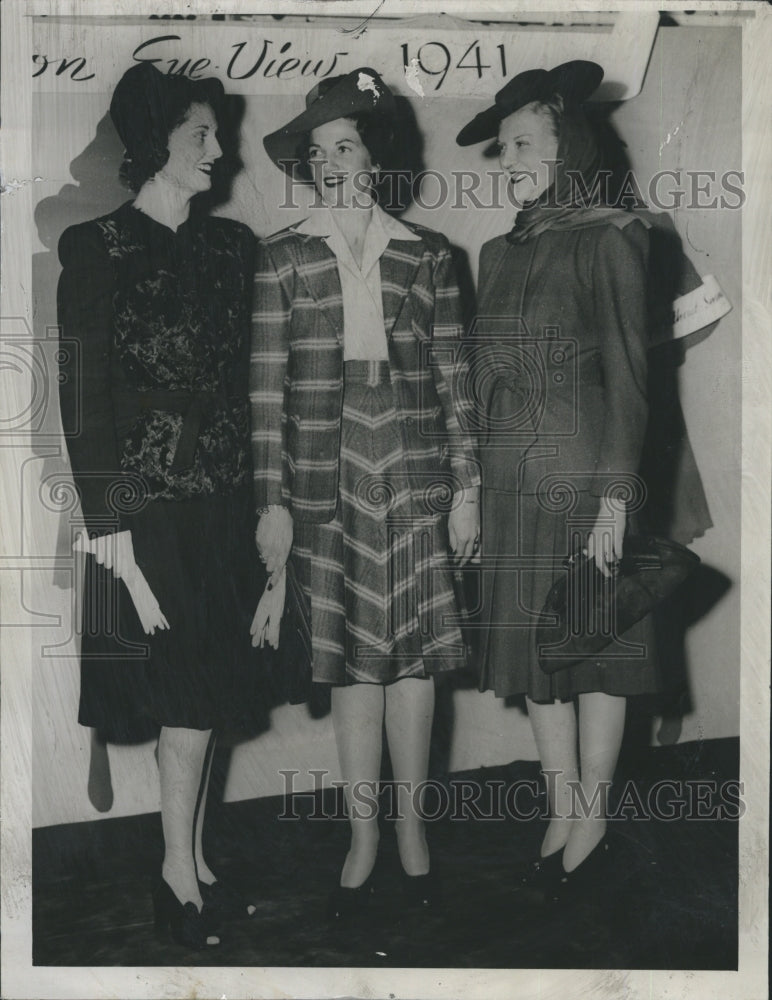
[671, 275, 732, 339]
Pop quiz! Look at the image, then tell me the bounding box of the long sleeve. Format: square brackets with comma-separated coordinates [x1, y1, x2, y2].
[228, 224, 257, 400]
[250, 240, 292, 508]
[590, 219, 650, 497]
[57, 223, 131, 535]
[430, 244, 480, 491]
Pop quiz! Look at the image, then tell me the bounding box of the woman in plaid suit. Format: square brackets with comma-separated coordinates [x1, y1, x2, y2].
[252, 69, 480, 915]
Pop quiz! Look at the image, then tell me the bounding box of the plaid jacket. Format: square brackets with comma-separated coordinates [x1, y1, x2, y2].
[250, 218, 480, 523]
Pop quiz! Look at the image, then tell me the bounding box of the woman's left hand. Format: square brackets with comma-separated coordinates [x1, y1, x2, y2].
[448, 490, 480, 567]
[587, 496, 626, 578]
[251, 565, 286, 649]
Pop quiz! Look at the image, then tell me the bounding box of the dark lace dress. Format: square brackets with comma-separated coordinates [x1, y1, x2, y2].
[58, 201, 260, 739]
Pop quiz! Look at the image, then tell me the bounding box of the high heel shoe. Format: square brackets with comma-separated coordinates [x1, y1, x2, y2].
[402, 869, 441, 909]
[199, 878, 257, 920]
[152, 879, 221, 950]
[518, 849, 564, 890]
[549, 836, 612, 903]
[326, 873, 376, 921]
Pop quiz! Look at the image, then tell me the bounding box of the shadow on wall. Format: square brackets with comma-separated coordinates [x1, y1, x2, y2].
[35, 94, 248, 586]
[32, 93, 277, 816]
[466, 105, 732, 759]
[384, 95, 479, 334]
[33, 114, 128, 594]
[31, 84, 734, 818]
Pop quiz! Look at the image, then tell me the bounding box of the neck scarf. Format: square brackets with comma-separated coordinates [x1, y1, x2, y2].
[507, 109, 636, 244]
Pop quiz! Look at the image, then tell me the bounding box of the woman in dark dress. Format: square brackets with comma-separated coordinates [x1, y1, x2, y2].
[254, 69, 479, 914]
[457, 62, 663, 890]
[57, 63, 257, 948]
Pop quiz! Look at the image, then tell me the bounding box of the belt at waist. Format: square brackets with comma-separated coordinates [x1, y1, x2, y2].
[112, 388, 236, 472]
[343, 359, 391, 386]
[495, 352, 604, 393]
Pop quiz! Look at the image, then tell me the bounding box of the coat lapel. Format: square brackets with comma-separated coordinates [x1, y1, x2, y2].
[285, 234, 344, 342]
[380, 240, 426, 339]
[286, 220, 426, 343]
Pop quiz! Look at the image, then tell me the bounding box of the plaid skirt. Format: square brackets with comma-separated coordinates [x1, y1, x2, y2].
[291, 360, 467, 685]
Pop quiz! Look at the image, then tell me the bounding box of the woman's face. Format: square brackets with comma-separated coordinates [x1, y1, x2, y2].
[158, 102, 222, 195]
[497, 103, 559, 204]
[307, 117, 375, 208]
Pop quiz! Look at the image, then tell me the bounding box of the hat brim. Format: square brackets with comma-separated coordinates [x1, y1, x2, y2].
[456, 106, 507, 148]
[263, 69, 396, 175]
[110, 62, 226, 151]
[456, 60, 603, 146]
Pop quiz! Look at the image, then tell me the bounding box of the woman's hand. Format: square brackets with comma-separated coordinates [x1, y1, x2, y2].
[74, 528, 137, 580]
[587, 496, 626, 578]
[255, 505, 293, 583]
[448, 488, 480, 567]
[73, 529, 169, 634]
[250, 565, 286, 649]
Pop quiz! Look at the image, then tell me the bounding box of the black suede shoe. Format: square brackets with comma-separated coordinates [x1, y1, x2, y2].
[549, 836, 613, 903]
[326, 874, 376, 921]
[402, 869, 441, 908]
[152, 879, 221, 950]
[519, 849, 564, 890]
[199, 878, 257, 921]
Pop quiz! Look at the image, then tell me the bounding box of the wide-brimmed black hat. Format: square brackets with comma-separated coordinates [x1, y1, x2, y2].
[456, 60, 603, 146]
[110, 62, 225, 160]
[263, 67, 396, 173]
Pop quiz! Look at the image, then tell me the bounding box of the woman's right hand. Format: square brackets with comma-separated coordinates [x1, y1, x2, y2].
[255, 506, 293, 582]
[74, 529, 169, 634]
[586, 496, 626, 579]
[74, 528, 137, 580]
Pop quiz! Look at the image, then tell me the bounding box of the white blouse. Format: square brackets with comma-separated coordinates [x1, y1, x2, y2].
[291, 203, 421, 360]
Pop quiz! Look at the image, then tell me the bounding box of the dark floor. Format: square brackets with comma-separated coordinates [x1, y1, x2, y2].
[33, 737, 739, 969]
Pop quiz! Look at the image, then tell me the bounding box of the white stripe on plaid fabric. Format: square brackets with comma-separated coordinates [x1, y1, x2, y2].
[290, 371, 466, 685]
[250, 226, 479, 519]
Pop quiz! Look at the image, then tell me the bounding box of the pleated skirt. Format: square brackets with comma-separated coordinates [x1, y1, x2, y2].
[78, 484, 262, 740]
[291, 360, 467, 686]
[477, 485, 661, 703]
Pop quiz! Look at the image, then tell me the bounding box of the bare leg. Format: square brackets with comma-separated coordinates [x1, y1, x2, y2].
[331, 683, 385, 888]
[526, 697, 579, 858]
[384, 676, 434, 876]
[193, 732, 217, 886]
[563, 691, 626, 872]
[158, 725, 212, 910]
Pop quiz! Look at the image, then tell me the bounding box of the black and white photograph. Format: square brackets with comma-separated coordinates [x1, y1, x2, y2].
[0, 2, 769, 998]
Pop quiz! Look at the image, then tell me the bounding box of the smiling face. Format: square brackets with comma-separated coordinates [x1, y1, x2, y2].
[497, 103, 559, 205]
[307, 117, 376, 208]
[158, 102, 222, 195]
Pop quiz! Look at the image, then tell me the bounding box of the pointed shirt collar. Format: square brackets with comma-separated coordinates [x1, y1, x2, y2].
[291, 203, 421, 244]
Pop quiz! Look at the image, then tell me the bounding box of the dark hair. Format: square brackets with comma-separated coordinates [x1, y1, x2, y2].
[110, 63, 224, 192]
[293, 111, 396, 187]
[120, 99, 219, 192]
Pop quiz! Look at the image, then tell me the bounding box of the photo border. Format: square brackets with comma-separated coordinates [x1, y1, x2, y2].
[1, 1, 769, 997]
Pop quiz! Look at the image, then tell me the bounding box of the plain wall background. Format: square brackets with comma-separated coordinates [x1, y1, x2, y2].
[28, 21, 740, 828]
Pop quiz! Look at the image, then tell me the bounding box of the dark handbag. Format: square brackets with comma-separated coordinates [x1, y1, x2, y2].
[537, 535, 700, 674]
[260, 560, 313, 705]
